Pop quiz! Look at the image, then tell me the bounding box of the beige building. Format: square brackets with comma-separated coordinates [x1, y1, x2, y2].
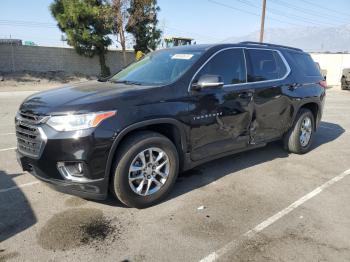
[310, 53, 350, 89]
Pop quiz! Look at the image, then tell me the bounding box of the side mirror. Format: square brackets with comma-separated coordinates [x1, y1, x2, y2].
[191, 75, 224, 90]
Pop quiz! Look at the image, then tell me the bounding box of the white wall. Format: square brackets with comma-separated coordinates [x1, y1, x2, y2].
[310, 53, 350, 88]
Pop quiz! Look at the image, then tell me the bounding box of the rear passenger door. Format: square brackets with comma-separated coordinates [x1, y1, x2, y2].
[245, 48, 292, 143]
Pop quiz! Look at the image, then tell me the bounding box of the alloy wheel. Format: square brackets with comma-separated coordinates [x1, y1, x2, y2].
[128, 147, 170, 196]
[300, 116, 312, 147]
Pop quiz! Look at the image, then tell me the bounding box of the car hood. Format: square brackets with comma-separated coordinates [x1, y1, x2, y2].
[19, 80, 155, 115]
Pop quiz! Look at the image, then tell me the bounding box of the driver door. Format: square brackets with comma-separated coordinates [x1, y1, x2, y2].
[188, 48, 254, 161]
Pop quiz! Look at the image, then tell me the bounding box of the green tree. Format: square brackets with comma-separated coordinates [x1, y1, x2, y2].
[50, 0, 113, 77]
[127, 0, 162, 53]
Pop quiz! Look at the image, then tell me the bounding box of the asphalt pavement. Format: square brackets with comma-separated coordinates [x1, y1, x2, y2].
[0, 89, 349, 262]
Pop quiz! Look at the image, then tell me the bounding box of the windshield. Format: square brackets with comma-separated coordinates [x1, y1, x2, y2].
[110, 49, 204, 86]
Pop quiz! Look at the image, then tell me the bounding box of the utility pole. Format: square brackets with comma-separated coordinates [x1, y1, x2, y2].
[259, 0, 267, 43]
[10, 34, 15, 72]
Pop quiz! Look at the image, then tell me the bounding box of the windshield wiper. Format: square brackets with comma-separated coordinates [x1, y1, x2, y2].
[110, 80, 142, 85]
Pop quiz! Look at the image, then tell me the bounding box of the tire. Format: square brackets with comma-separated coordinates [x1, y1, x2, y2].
[110, 131, 179, 208]
[341, 79, 347, 90]
[283, 108, 315, 154]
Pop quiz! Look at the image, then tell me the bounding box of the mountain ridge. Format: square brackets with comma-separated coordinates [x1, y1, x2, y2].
[222, 25, 350, 52]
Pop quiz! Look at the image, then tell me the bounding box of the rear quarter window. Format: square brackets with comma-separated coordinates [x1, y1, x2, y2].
[246, 49, 288, 82]
[289, 53, 321, 77]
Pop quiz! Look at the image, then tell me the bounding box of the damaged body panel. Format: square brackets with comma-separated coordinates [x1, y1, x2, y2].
[188, 85, 254, 161]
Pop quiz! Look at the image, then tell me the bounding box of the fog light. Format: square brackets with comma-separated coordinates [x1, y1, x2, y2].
[57, 162, 87, 181]
[77, 163, 83, 174]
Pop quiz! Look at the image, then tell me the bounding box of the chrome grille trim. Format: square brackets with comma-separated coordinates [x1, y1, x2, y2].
[16, 111, 49, 125]
[15, 111, 47, 158]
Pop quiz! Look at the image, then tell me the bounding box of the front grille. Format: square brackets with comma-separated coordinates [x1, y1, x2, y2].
[17, 111, 46, 125]
[15, 111, 47, 158]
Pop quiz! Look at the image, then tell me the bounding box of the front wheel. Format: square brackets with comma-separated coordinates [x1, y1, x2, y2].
[283, 108, 315, 154]
[110, 131, 179, 208]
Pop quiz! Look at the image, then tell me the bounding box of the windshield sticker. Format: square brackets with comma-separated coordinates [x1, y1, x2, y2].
[171, 54, 194, 60]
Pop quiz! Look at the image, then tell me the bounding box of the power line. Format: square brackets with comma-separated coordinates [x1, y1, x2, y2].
[208, 0, 261, 17]
[0, 19, 221, 44]
[296, 0, 350, 19]
[270, 0, 349, 24]
[232, 0, 342, 27]
[208, 0, 306, 27]
[208, 0, 349, 45]
[267, 0, 349, 24]
[266, 7, 339, 27]
[163, 25, 221, 41]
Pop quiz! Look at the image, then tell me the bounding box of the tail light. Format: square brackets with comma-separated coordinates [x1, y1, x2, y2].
[319, 80, 327, 89]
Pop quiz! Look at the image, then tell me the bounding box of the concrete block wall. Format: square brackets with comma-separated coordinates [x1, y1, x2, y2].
[0, 45, 135, 76]
[311, 53, 350, 88]
[1, 45, 348, 87]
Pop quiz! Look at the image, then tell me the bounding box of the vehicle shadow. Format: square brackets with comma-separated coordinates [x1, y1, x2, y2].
[0, 170, 37, 242]
[168, 121, 345, 201]
[310, 121, 345, 151]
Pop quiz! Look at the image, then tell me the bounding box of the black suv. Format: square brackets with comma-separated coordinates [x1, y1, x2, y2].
[16, 42, 326, 208]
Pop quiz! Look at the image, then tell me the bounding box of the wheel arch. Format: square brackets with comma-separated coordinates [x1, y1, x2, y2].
[295, 102, 320, 130]
[104, 118, 188, 180]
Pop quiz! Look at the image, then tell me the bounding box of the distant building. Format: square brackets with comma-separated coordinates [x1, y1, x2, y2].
[0, 39, 22, 46]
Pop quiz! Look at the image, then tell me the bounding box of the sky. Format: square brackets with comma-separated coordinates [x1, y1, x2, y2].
[0, 0, 349, 47]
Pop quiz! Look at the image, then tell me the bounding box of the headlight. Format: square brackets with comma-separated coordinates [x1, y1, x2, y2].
[46, 111, 116, 131]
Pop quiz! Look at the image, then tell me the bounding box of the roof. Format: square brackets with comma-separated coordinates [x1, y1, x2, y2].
[162, 42, 303, 53]
[238, 41, 303, 52]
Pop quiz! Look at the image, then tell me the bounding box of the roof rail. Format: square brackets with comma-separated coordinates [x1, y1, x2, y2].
[239, 41, 303, 52]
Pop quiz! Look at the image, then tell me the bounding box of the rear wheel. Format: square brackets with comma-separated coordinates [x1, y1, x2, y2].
[110, 131, 179, 208]
[341, 79, 347, 90]
[283, 108, 315, 154]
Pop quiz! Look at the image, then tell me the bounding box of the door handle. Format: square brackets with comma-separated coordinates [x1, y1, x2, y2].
[239, 92, 253, 99]
[288, 83, 298, 90]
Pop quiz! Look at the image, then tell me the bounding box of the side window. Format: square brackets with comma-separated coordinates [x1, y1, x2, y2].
[194, 49, 246, 85]
[247, 49, 287, 82]
[291, 53, 321, 77]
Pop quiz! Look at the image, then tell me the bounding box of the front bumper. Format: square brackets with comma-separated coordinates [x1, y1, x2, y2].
[15, 123, 116, 200]
[17, 149, 109, 200]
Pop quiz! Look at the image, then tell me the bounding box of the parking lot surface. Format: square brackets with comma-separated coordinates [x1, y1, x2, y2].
[0, 88, 350, 262]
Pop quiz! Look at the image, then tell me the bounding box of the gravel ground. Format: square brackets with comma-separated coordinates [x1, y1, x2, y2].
[0, 71, 94, 92]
